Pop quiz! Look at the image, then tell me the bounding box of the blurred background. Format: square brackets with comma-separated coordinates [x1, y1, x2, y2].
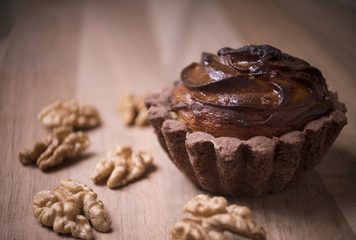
[0, 0, 26, 57]
[1, 0, 356, 78]
[1, 0, 356, 66]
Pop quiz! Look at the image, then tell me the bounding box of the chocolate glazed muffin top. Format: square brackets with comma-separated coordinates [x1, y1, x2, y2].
[169, 45, 331, 140]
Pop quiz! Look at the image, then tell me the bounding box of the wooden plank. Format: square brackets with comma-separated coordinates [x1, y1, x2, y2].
[0, 0, 83, 239]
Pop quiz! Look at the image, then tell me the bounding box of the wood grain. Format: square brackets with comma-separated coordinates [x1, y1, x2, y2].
[0, 0, 355, 239]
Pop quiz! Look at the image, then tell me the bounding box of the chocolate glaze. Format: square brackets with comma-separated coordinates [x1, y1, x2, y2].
[170, 45, 331, 139]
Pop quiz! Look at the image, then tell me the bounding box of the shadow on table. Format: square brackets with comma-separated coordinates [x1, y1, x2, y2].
[43, 152, 95, 173]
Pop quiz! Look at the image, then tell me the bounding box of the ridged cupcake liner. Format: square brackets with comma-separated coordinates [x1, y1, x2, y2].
[146, 86, 347, 196]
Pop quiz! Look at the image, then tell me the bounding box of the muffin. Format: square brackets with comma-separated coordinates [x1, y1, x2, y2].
[146, 45, 347, 196]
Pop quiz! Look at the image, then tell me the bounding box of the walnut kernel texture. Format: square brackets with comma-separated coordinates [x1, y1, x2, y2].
[19, 126, 90, 170]
[118, 93, 149, 126]
[32, 179, 110, 240]
[171, 194, 266, 240]
[92, 145, 153, 188]
[38, 99, 101, 129]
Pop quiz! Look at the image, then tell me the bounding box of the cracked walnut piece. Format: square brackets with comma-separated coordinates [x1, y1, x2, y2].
[18, 126, 90, 170]
[171, 194, 266, 240]
[32, 179, 110, 240]
[38, 99, 101, 129]
[92, 145, 153, 188]
[118, 93, 149, 126]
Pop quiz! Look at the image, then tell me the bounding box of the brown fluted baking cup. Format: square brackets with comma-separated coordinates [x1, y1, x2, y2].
[146, 87, 347, 196]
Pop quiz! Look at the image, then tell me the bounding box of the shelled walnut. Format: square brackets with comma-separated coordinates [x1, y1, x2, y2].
[32, 179, 110, 240]
[18, 126, 90, 170]
[118, 93, 149, 126]
[92, 145, 153, 188]
[171, 194, 266, 240]
[38, 99, 101, 129]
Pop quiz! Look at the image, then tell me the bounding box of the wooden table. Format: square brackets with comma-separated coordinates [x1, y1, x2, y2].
[1, 0, 355, 239]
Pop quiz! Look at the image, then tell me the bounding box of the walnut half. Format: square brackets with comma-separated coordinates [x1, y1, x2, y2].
[38, 99, 101, 129]
[19, 126, 90, 170]
[32, 179, 110, 240]
[118, 93, 149, 126]
[92, 145, 153, 188]
[171, 194, 266, 240]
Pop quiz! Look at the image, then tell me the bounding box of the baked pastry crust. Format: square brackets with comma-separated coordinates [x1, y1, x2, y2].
[146, 85, 347, 196]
